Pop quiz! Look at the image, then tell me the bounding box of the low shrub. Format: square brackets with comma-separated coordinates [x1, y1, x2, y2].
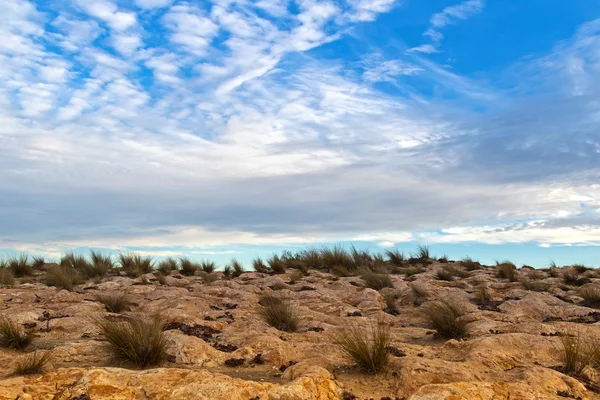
[95, 314, 167, 368]
[229, 258, 244, 277]
[258, 297, 298, 332]
[334, 321, 391, 374]
[13, 351, 53, 375]
[460, 257, 482, 271]
[0, 315, 31, 350]
[423, 299, 468, 339]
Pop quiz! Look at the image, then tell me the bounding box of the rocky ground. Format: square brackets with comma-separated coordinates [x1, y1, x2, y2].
[0, 258, 599, 400]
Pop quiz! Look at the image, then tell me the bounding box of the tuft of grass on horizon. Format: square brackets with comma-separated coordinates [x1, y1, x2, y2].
[496, 261, 518, 282]
[230, 258, 244, 277]
[90, 250, 114, 277]
[200, 260, 216, 274]
[46, 263, 81, 291]
[178, 257, 198, 276]
[258, 296, 298, 332]
[0, 315, 32, 350]
[13, 351, 53, 375]
[252, 257, 269, 273]
[267, 255, 286, 274]
[157, 257, 177, 276]
[94, 313, 168, 368]
[8, 254, 32, 278]
[385, 249, 405, 267]
[334, 321, 391, 374]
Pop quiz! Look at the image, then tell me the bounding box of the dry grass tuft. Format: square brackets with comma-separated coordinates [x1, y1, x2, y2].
[0, 268, 15, 287]
[474, 285, 493, 304]
[229, 258, 244, 277]
[497, 262, 518, 282]
[178, 257, 198, 276]
[520, 278, 549, 292]
[157, 258, 177, 276]
[559, 329, 595, 375]
[321, 246, 356, 274]
[13, 351, 53, 375]
[334, 321, 391, 374]
[579, 285, 600, 308]
[423, 299, 468, 339]
[288, 270, 304, 284]
[118, 254, 153, 278]
[252, 257, 269, 273]
[267, 255, 286, 274]
[200, 260, 216, 274]
[89, 251, 114, 277]
[8, 254, 31, 277]
[385, 249, 405, 266]
[360, 269, 394, 290]
[94, 314, 168, 368]
[46, 264, 81, 291]
[97, 293, 132, 313]
[415, 245, 431, 260]
[258, 296, 298, 332]
[0, 315, 31, 350]
[460, 257, 482, 271]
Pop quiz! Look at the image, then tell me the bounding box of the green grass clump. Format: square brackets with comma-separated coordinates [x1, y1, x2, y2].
[350, 246, 372, 268]
[360, 269, 394, 290]
[252, 257, 268, 273]
[97, 293, 132, 313]
[46, 264, 81, 291]
[267, 255, 286, 274]
[0, 267, 15, 287]
[95, 314, 167, 368]
[423, 299, 468, 339]
[296, 248, 323, 269]
[258, 296, 298, 332]
[334, 321, 391, 374]
[13, 351, 53, 375]
[118, 254, 153, 278]
[497, 262, 517, 282]
[8, 255, 31, 277]
[0, 315, 31, 350]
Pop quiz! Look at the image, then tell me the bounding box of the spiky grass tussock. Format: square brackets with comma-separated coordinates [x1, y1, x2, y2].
[251, 257, 268, 273]
[321, 246, 356, 273]
[97, 293, 132, 313]
[8, 254, 31, 277]
[178, 257, 198, 276]
[13, 351, 53, 375]
[423, 299, 468, 339]
[474, 284, 493, 304]
[496, 262, 518, 282]
[229, 258, 244, 277]
[460, 257, 482, 271]
[350, 246, 372, 268]
[579, 285, 600, 308]
[258, 296, 298, 332]
[334, 321, 391, 374]
[200, 260, 216, 274]
[157, 258, 177, 276]
[89, 250, 113, 277]
[0, 315, 31, 350]
[267, 255, 286, 274]
[31, 256, 46, 269]
[385, 249, 405, 266]
[94, 314, 168, 368]
[360, 269, 394, 291]
[118, 254, 153, 278]
[415, 245, 431, 260]
[559, 329, 595, 375]
[46, 264, 81, 291]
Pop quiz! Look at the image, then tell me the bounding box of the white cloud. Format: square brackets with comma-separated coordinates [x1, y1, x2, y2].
[76, 0, 137, 31]
[111, 33, 143, 55]
[163, 4, 218, 56]
[407, 44, 439, 54]
[363, 59, 423, 82]
[430, 0, 484, 28]
[348, 0, 396, 22]
[134, 0, 173, 9]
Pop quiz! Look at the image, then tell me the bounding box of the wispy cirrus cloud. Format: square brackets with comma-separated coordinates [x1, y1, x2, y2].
[0, 0, 599, 262]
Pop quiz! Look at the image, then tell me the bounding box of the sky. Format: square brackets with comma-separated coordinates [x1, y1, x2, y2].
[1, 0, 599, 268]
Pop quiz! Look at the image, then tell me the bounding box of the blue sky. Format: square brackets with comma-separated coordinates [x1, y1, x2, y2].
[1, 0, 599, 267]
